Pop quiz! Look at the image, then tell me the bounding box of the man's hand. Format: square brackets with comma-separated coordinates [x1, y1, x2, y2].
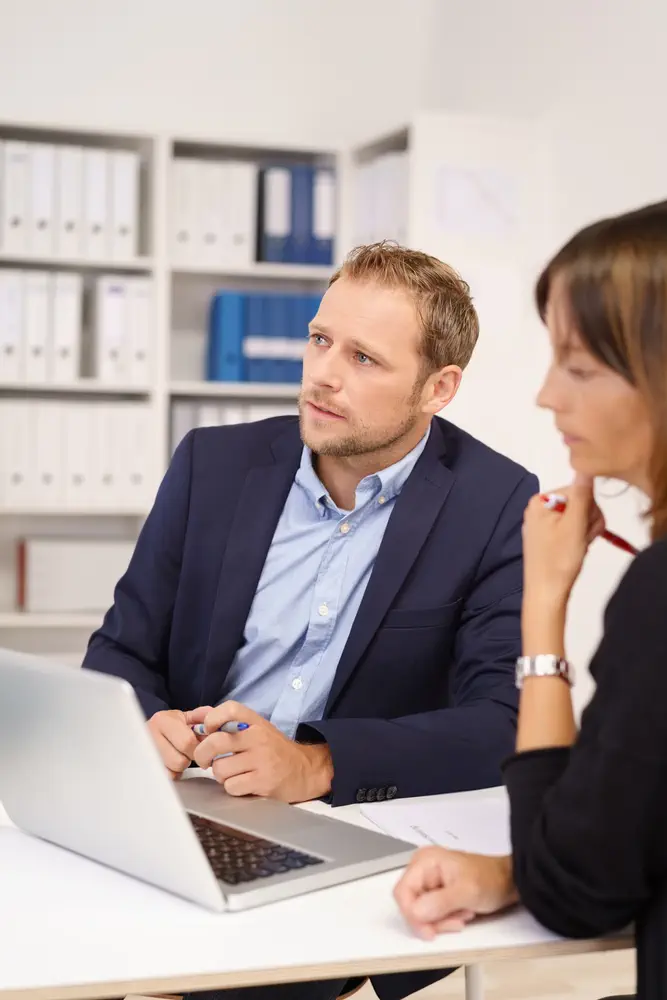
[193, 701, 333, 803]
[394, 847, 518, 939]
[147, 706, 213, 780]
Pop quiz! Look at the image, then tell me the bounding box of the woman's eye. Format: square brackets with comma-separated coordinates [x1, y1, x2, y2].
[567, 366, 596, 381]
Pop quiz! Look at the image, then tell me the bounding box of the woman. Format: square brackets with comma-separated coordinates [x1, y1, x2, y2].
[395, 200, 667, 992]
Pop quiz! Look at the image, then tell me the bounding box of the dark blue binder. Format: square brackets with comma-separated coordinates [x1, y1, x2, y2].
[245, 293, 271, 383]
[289, 165, 314, 264]
[311, 168, 335, 265]
[258, 166, 292, 263]
[206, 292, 246, 382]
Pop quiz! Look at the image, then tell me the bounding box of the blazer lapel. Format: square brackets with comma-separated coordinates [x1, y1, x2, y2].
[200, 424, 302, 707]
[325, 421, 455, 712]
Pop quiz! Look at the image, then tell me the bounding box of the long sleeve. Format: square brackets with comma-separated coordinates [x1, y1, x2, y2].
[503, 538, 667, 938]
[82, 431, 195, 718]
[300, 473, 537, 806]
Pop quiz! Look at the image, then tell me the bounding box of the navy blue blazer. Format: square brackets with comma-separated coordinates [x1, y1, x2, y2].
[84, 415, 538, 808]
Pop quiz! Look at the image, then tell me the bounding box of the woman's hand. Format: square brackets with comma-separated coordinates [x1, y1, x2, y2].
[394, 847, 518, 939]
[523, 475, 605, 603]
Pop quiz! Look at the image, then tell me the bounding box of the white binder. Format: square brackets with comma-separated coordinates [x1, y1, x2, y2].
[1, 141, 29, 254]
[94, 276, 129, 382]
[23, 270, 50, 382]
[55, 146, 83, 258]
[126, 276, 152, 385]
[196, 403, 222, 427]
[226, 161, 258, 267]
[50, 272, 82, 383]
[0, 401, 33, 509]
[220, 402, 248, 424]
[90, 403, 118, 508]
[171, 158, 198, 262]
[27, 144, 55, 257]
[246, 403, 274, 422]
[0, 270, 24, 382]
[83, 149, 109, 259]
[33, 401, 63, 508]
[63, 403, 93, 509]
[170, 402, 197, 454]
[16, 537, 136, 613]
[200, 161, 226, 265]
[110, 150, 139, 260]
[119, 404, 152, 509]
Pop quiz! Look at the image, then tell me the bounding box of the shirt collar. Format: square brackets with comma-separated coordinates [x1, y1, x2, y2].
[295, 425, 431, 511]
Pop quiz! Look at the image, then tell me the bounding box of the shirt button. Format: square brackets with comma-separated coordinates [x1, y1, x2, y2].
[291, 677, 303, 690]
[340, 523, 350, 534]
[318, 603, 329, 617]
[378, 495, 387, 505]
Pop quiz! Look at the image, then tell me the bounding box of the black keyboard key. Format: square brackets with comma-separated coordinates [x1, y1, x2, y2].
[189, 813, 323, 886]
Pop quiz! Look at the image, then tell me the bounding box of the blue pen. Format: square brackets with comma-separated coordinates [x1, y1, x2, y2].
[191, 720, 249, 762]
[191, 721, 249, 737]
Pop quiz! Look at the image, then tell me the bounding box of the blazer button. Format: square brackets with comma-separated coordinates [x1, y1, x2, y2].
[356, 788, 367, 803]
[386, 786, 398, 799]
[376, 787, 387, 802]
[367, 788, 378, 802]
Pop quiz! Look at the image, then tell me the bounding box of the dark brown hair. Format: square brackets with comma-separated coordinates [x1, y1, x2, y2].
[536, 200, 667, 540]
[329, 241, 479, 373]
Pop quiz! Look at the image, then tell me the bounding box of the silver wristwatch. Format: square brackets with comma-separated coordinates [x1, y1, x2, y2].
[515, 655, 574, 689]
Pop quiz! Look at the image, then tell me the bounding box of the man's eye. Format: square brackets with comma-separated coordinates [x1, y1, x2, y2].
[356, 352, 373, 365]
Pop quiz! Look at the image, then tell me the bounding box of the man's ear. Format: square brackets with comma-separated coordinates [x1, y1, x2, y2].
[422, 365, 463, 415]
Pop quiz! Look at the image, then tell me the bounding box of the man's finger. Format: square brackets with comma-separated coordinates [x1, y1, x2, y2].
[161, 715, 198, 758]
[223, 772, 259, 797]
[209, 748, 256, 784]
[202, 700, 265, 734]
[194, 729, 253, 769]
[185, 706, 214, 726]
[154, 732, 191, 774]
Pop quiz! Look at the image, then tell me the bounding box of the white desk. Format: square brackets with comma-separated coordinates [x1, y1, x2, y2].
[0, 781, 632, 1000]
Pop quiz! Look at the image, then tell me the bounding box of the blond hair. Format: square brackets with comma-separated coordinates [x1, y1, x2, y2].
[329, 241, 479, 372]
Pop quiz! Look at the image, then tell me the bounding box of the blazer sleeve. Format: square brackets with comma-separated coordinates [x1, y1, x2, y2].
[81, 431, 195, 718]
[299, 471, 539, 807]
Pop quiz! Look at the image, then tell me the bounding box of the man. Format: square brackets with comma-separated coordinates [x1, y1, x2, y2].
[84, 242, 538, 1000]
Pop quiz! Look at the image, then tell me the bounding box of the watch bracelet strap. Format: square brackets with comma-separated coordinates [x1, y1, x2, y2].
[515, 654, 574, 688]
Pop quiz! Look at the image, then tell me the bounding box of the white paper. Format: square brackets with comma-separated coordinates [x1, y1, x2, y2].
[435, 165, 518, 240]
[361, 786, 511, 856]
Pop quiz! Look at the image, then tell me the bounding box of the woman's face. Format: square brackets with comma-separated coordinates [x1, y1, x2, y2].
[537, 283, 653, 494]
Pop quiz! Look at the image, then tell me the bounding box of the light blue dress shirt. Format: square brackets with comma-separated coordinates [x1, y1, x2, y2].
[221, 427, 430, 739]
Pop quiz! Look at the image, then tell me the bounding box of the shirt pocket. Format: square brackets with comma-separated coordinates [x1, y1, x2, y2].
[381, 599, 463, 630]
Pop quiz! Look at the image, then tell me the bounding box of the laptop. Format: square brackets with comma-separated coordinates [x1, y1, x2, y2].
[0, 648, 415, 912]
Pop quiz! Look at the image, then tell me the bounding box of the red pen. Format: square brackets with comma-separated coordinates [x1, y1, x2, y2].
[540, 492, 638, 556]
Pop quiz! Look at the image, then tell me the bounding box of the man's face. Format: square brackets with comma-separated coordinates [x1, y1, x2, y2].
[299, 277, 431, 458]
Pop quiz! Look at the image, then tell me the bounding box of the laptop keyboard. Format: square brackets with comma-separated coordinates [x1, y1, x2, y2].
[189, 813, 324, 886]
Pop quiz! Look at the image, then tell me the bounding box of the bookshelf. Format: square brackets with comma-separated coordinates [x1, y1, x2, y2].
[0, 120, 339, 651]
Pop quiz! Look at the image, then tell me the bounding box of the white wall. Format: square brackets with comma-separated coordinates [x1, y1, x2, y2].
[424, 0, 667, 709]
[0, 0, 432, 146]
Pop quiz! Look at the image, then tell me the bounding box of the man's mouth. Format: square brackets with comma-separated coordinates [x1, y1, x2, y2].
[307, 401, 345, 420]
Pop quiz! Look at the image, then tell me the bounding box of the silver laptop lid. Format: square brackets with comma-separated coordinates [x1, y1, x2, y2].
[0, 648, 224, 911]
